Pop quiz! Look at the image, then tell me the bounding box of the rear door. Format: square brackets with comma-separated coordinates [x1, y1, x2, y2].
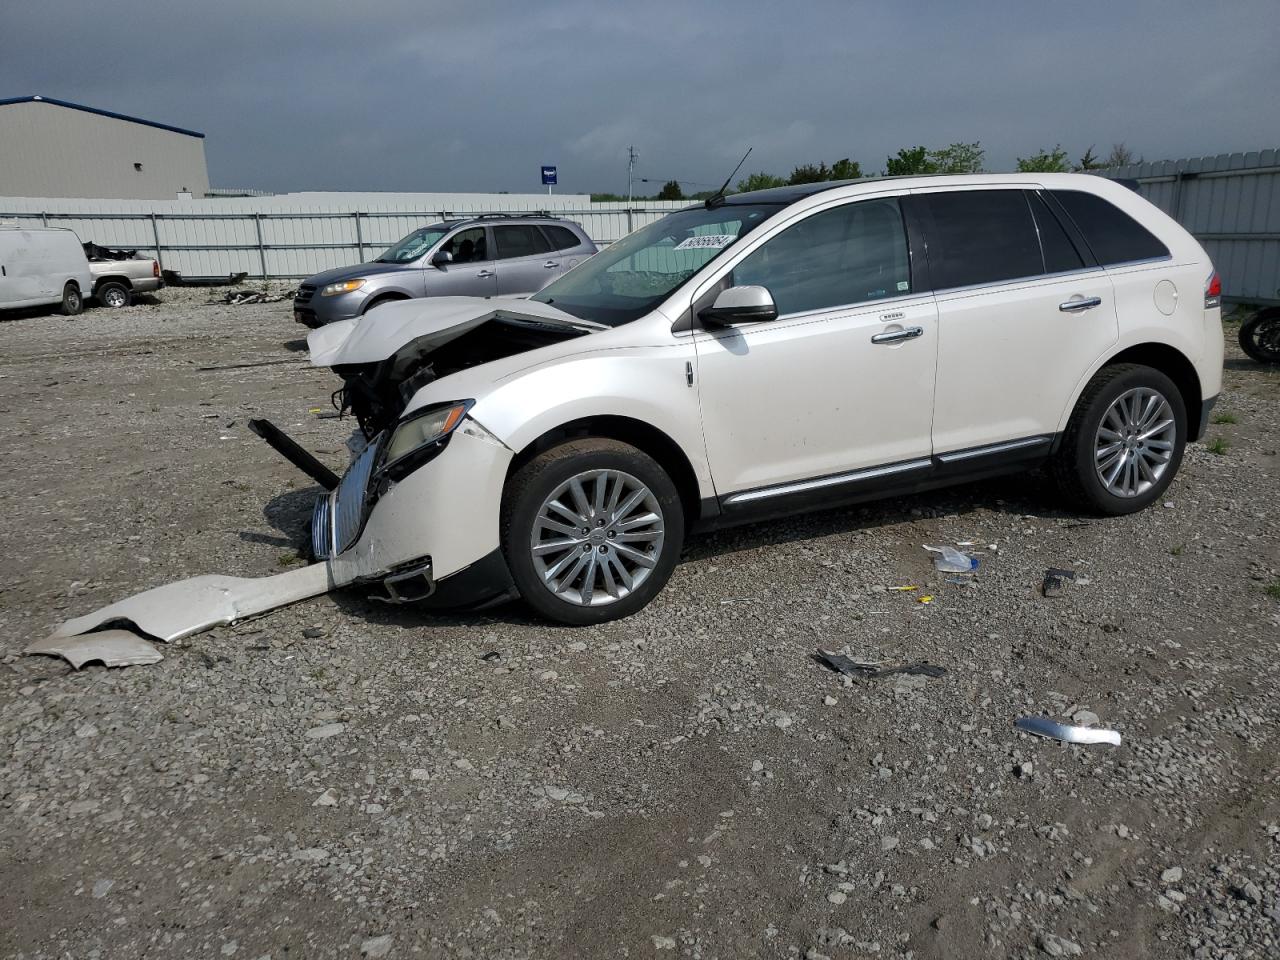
[915, 187, 1118, 454]
[540, 224, 592, 279]
[493, 224, 557, 295]
[2, 231, 49, 304]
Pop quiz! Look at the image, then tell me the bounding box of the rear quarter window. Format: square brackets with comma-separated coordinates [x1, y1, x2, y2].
[543, 225, 583, 251]
[1049, 189, 1170, 266]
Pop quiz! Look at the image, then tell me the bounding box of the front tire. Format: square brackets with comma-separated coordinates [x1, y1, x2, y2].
[59, 282, 83, 316]
[1052, 363, 1186, 515]
[501, 438, 684, 625]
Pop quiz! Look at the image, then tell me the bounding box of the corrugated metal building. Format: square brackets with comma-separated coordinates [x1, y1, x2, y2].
[0, 96, 209, 201]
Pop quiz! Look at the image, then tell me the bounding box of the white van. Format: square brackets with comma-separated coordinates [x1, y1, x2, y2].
[0, 226, 93, 315]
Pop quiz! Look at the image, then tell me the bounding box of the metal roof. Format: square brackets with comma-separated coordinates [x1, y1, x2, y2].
[0, 95, 205, 139]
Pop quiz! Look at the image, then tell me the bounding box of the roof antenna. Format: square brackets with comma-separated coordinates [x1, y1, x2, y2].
[705, 147, 752, 209]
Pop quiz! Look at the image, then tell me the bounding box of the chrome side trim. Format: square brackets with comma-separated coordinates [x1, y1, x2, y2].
[724, 458, 932, 506]
[310, 495, 333, 560]
[935, 435, 1052, 464]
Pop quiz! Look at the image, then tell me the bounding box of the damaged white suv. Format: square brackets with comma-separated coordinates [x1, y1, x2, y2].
[290, 173, 1223, 624]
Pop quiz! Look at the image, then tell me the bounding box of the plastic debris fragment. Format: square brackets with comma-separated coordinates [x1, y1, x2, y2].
[924, 545, 979, 573]
[814, 650, 947, 680]
[1015, 715, 1121, 746]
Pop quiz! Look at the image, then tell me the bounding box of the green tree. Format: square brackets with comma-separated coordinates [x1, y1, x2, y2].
[1075, 146, 1103, 171]
[885, 146, 935, 176]
[930, 141, 985, 174]
[788, 162, 832, 184]
[829, 157, 862, 180]
[1016, 145, 1071, 173]
[656, 180, 684, 201]
[1105, 142, 1138, 168]
[736, 172, 787, 192]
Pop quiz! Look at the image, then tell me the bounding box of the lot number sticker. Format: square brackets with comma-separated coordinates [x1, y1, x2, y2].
[674, 234, 737, 250]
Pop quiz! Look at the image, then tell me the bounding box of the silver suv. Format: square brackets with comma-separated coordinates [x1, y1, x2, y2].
[294, 214, 597, 326]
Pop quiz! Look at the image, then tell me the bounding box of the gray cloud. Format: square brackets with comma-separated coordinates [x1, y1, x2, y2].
[2, 0, 1276, 194]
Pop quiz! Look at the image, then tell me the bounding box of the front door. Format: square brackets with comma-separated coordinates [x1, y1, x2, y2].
[425, 226, 496, 297]
[493, 223, 558, 296]
[694, 196, 938, 502]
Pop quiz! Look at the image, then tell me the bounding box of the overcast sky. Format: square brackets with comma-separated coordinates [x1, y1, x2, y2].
[4, 0, 1277, 195]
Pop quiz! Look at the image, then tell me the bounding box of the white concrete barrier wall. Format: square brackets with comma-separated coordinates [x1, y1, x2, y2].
[0, 193, 688, 280]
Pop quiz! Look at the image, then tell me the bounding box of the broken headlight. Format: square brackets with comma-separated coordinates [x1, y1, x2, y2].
[379, 400, 473, 481]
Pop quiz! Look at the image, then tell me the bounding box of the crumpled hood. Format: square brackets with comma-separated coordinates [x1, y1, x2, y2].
[302, 261, 414, 288]
[307, 295, 591, 367]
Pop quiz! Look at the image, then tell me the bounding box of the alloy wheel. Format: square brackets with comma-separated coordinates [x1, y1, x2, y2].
[529, 468, 665, 606]
[1094, 387, 1176, 497]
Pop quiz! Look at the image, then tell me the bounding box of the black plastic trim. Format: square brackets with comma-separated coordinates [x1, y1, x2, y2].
[1194, 394, 1218, 442]
[695, 435, 1057, 531]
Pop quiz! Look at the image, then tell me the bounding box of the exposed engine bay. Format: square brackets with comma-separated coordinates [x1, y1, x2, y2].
[332, 311, 590, 438]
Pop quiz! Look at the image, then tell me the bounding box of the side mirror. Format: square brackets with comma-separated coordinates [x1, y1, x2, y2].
[698, 285, 778, 326]
[431, 250, 452, 267]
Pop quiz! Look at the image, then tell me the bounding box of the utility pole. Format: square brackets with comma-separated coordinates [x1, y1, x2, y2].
[627, 145, 637, 205]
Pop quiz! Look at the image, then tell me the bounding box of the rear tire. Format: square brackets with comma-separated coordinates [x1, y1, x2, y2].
[59, 282, 83, 316]
[97, 281, 131, 308]
[501, 438, 684, 625]
[1238, 308, 1280, 364]
[1052, 363, 1186, 516]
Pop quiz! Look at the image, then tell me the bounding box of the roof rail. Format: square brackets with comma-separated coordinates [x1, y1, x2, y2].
[458, 211, 561, 223]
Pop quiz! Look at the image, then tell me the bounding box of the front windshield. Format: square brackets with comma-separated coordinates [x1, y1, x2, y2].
[530, 204, 779, 326]
[376, 226, 450, 263]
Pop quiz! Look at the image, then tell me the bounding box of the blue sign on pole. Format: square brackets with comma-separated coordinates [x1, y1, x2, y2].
[541, 165, 558, 186]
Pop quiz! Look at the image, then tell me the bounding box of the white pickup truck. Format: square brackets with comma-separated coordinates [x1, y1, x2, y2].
[84, 243, 164, 307]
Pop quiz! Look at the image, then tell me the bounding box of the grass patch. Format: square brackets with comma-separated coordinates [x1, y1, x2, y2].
[1170, 544, 1185, 557]
[277, 551, 306, 567]
[1206, 437, 1230, 455]
[1266, 581, 1280, 601]
[1212, 411, 1239, 425]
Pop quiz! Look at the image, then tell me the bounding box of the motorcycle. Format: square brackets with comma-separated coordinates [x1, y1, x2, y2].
[1239, 308, 1280, 364]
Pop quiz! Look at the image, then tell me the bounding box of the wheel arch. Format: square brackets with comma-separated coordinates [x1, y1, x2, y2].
[505, 415, 704, 527]
[94, 274, 133, 290]
[1064, 341, 1205, 440]
[361, 291, 411, 314]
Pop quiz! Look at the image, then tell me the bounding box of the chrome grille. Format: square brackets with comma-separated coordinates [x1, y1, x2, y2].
[332, 438, 380, 554]
[294, 284, 316, 305]
[310, 495, 332, 559]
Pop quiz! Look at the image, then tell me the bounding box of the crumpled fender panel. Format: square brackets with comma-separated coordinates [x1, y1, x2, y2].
[36, 563, 346, 645]
[26, 630, 164, 669]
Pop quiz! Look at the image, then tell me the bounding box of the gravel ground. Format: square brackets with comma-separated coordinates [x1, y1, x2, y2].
[1, 294, 1277, 959]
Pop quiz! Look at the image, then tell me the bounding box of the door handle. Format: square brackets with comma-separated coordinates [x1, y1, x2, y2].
[476, 270, 494, 278]
[1059, 296, 1102, 313]
[871, 326, 924, 345]
[543, 261, 560, 269]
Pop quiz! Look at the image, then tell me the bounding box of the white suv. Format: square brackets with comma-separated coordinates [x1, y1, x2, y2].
[306, 173, 1223, 624]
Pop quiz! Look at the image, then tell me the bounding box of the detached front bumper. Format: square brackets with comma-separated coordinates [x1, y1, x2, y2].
[310, 420, 515, 601]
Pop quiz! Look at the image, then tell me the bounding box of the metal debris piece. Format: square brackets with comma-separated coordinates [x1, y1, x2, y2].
[719, 597, 757, 604]
[480, 651, 501, 662]
[814, 650, 947, 680]
[1041, 567, 1076, 598]
[24, 629, 163, 669]
[1015, 715, 1121, 746]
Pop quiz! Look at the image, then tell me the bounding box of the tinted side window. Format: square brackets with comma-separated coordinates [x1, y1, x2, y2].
[1028, 192, 1085, 274]
[730, 198, 911, 315]
[1049, 190, 1170, 266]
[439, 226, 487, 263]
[921, 190, 1043, 289]
[494, 224, 552, 259]
[543, 225, 582, 251]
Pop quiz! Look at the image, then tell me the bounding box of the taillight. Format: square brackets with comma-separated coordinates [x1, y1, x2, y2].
[1205, 270, 1221, 309]
[153, 260, 161, 278]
